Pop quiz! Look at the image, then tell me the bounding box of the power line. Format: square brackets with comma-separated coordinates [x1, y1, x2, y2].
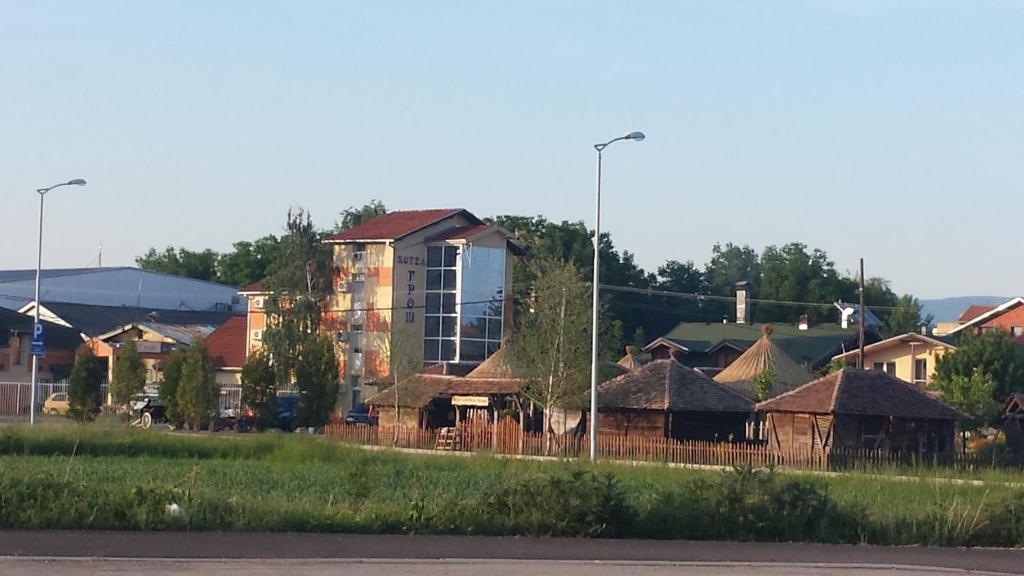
[599, 284, 902, 312]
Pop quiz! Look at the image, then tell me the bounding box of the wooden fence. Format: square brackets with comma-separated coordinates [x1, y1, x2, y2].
[324, 421, 980, 471]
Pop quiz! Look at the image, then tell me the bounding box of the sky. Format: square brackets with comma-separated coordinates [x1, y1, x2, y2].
[2, 1, 1022, 299]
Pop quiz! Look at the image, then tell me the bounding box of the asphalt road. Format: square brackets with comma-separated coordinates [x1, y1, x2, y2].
[2, 532, 1023, 575]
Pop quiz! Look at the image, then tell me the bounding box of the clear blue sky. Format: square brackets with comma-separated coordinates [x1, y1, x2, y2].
[3, 1, 1021, 298]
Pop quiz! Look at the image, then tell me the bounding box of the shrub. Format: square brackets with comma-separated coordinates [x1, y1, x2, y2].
[67, 347, 104, 422]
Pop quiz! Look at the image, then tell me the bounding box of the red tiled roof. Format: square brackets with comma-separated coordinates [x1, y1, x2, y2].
[425, 224, 495, 242]
[959, 305, 996, 323]
[239, 280, 265, 293]
[327, 209, 471, 242]
[204, 316, 248, 369]
[756, 368, 962, 420]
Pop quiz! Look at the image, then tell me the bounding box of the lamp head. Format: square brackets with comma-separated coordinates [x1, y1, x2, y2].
[67, 179, 87, 186]
[625, 131, 645, 142]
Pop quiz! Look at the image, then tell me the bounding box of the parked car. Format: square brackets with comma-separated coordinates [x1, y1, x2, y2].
[274, 393, 300, 431]
[345, 404, 378, 426]
[42, 392, 70, 416]
[130, 393, 167, 429]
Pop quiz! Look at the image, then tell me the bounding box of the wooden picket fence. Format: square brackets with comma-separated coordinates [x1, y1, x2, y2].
[323, 420, 980, 471]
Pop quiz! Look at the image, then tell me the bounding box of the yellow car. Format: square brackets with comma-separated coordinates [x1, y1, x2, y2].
[42, 392, 70, 416]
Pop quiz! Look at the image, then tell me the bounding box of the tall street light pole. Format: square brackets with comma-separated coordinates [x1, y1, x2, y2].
[590, 132, 644, 461]
[30, 178, 87, 425]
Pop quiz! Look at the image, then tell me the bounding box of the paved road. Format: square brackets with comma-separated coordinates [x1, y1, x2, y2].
[2, 532, 1023, 574]
[0, 558, 1016, 576]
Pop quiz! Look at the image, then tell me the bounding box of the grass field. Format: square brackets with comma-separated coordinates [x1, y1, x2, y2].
[2, 425, 1024, 547]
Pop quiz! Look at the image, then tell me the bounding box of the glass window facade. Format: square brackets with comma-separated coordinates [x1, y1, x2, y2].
[424, 245, 460, 362]
[458, 246, 505, 362]
[422, 243, 506, 364]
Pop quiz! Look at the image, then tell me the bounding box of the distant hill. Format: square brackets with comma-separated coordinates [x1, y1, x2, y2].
[920, 296, 1011, 323]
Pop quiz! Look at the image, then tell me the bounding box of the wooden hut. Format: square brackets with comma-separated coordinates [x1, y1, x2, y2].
[366, 347, 523, 429]
[597, 356, 754, 442]
[713, 325, 815, 400]
[757, 368, 962, 455]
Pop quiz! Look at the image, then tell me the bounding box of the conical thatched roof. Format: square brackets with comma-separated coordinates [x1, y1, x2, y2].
[714, 325, 815, 400]
[466, 346, 513, 379]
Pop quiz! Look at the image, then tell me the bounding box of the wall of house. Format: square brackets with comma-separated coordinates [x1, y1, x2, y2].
[765, 412, 833, 452]
[215, 370, 241, 387]
[245, 295, 268, 356]
[376, 405, 422, 428]
[981, 305, 1024, 338]
[671, 411, 748, 442]
[598, 410, 665, 438]
[0, 334, 76, 381]
[851, 342, 951, 386]
[833, 414, 955, 453]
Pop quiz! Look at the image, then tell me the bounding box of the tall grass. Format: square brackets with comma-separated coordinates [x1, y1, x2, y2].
[2, 426, 1024, 546]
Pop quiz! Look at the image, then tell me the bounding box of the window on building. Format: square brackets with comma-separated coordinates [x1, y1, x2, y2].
[914, 358, 928, 384]
[1012, 326, 1024, 338]
[871, 361, 896, 376]
[424, 245, 460, 362]
[458, 246, 505, 362]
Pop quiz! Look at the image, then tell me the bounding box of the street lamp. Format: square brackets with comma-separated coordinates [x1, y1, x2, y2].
[590, 132, 643, 461]
[29, 179, 86, 425]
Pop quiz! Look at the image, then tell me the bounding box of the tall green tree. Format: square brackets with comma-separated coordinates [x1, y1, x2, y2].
[934, 329, 1024, 401]
[136, 247, 220, 282]
[216, 235, 281, 287]
[509, 259, 592, 453]
[176, 339, 219, 430]
[936, 369, 1000, 431]
[885, 294, 934, 335]
[240, 351, 277, 430]
[294, 334, 340, 429]
[158, 351, 185, 428]
[110, 341, 147, 424]
[263, 208, 335, 388]
[67, 347, 104, 422]
[758, 243, 855, 323]
[335, 200, 387, 232]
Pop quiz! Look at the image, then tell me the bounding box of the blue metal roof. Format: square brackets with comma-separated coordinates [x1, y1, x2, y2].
[0, 267, 243, 313]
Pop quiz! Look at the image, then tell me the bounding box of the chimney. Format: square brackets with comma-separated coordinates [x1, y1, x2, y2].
[798, 314, 810, 331]
[735, 281, 751, 324]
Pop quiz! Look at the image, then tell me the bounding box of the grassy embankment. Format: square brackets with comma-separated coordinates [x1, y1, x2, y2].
[2, 426, 1024, 546]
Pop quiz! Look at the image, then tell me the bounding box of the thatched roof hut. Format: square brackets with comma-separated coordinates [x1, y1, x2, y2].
[597, 357, 753, 441]
[756, 368, 962, 454]
[714, 325, 815, 399]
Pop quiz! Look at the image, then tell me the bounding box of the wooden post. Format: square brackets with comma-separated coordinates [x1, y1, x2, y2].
[858, 258, 866, 369]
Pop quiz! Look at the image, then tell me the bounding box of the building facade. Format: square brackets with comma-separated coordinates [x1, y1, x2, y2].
[314, 209, 518, 413]
[831, 332, 955, 387]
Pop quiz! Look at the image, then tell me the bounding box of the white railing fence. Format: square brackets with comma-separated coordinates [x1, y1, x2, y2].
[0, 380, 110, 415]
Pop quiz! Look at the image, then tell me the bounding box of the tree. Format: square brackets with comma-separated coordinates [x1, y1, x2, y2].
[335, 200, 387, 232]
[176, 339, 219, 430]
[294, 334, 340, 429]
[241, 351, 277, 430]
[885, 294, 934, 335]
[937, 369, 1000, 432]
[752, 365, 776, 402]
[158, 351, 186, 428]
[759, 243, 855, 323]
[67, 346, 104, 422]
[110, 340, 147, 425]
[135, 247, 220, 282]
[509, 259, 592, 454]
[217, 235, 281, 287]
[379, 321, 423, 443]
[263, 208, 335, 388]
[934, 329, 1024, 401]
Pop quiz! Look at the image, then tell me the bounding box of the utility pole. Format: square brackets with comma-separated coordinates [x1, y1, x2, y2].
[858, 257, 865, 369]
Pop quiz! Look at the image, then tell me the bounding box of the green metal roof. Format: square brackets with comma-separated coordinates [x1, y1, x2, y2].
[655, 322, 862, 368]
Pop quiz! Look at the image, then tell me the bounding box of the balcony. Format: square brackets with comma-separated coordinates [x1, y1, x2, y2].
[349, 351, 364, 376]
[352, 251, 368, 273]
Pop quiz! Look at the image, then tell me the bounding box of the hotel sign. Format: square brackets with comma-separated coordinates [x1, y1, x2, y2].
[451, 395, 490, 407]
